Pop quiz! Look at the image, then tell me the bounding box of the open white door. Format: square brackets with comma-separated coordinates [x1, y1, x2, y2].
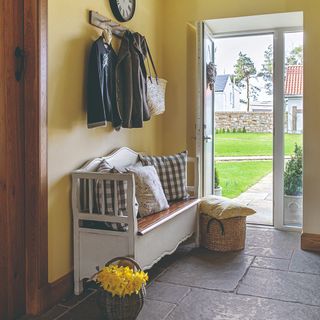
[197, 22, 215, 196]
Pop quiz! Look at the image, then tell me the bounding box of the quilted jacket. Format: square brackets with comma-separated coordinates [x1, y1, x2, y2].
[116, 31, 151, 128]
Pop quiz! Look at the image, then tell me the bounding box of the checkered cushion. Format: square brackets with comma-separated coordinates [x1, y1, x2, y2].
[96, 160, 128, 231]
[139, 151, 189, 201]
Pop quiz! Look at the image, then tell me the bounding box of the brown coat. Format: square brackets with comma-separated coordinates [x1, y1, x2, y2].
[116, 31, 151, 128]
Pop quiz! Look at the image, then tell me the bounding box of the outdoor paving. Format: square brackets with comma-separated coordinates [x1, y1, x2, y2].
[216, 155, 274, 161]
[215, 156, 290, 162]
[236, 172, 273, 225]
[21, 227, 320, 320]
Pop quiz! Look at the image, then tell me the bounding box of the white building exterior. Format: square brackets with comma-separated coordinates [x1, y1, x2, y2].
[214, 75, 244, 111]
[251, 101, 273, 113]
[284, 65, 303, 134]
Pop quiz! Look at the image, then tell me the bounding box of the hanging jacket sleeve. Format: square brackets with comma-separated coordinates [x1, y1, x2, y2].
[87, 43, 107, 128]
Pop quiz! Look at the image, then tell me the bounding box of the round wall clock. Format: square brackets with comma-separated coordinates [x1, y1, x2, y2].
[109, 0, 136, 22]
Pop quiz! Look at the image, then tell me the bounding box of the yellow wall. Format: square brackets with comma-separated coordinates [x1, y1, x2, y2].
[48, 0, 164, 282]
[161, 0, 320, 233]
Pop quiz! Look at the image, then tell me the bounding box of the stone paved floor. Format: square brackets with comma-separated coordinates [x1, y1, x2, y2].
[236, 172, 273, 226]
[21, 227, 320, 320]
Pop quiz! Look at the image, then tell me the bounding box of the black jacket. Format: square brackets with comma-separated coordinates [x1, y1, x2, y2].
[87, 37, 121, 129]
[116, 31, 151, 128]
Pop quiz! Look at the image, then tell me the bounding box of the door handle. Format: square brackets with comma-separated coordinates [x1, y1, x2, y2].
[204, 136, 212, 142]
[15, 47, 25, 81]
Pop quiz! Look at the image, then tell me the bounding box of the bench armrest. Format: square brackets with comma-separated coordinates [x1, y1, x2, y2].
[72, 171, 138, 234]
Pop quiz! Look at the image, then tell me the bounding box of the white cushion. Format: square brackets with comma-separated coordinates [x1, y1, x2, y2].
[128, 166, 169, 217]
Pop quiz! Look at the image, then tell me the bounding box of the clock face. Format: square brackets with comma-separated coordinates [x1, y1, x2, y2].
[110, 0, 136, 22]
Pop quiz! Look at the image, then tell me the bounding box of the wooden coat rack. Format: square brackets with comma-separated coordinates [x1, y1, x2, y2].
[89, 11, 128, 38]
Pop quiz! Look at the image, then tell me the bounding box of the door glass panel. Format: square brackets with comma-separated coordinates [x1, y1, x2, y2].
[283, 32, 303, 227]
[213, 34, 274, 225]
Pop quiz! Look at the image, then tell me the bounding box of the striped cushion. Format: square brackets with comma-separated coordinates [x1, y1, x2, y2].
[96, 160, 128, 231]
[139, 151, 189, 201]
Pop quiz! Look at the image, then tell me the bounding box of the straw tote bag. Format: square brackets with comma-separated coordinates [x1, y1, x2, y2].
[146, 43, 167, 116]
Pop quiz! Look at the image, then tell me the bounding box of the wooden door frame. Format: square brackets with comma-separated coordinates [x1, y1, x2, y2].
[24, 0, 72, 315]
[1, 1, 25, 318]
[24, 0, 48, 315]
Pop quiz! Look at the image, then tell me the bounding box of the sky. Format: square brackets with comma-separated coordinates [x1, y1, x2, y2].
[214, 32, 303, 101]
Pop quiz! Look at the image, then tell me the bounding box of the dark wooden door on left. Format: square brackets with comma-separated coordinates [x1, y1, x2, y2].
[0, 0, 26, 319]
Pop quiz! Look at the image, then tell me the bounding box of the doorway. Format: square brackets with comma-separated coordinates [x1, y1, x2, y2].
[197, 12, 304, 230]
[214, 33, 274, 226]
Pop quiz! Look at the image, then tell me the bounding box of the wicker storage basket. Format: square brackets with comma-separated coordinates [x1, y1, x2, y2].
[96, 257, 146, 320]
[200, 214, 246, 252]
[97, 287, 145, 320]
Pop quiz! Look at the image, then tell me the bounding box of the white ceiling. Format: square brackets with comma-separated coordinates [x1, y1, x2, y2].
[206, 12, 303, 34]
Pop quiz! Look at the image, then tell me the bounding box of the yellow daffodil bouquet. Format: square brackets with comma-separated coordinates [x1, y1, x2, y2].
[95, 264, 149, 298]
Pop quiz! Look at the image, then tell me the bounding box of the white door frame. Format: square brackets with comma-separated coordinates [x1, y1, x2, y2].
[274, 28, 303, 231]
[196, 22, 204, 197]
[196, 22, 216, 197]
[273, 29, 286, 230]
[196, 23, 303, 230]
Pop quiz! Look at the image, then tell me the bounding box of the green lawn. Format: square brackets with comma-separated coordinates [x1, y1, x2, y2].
[215, 133, 302, 157]
[216, 161, 273, 198]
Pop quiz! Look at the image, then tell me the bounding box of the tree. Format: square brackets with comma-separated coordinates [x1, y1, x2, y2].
[234, 52, 259, 112]
[286, 45, 303, 65]
[258, 44, 273, 96]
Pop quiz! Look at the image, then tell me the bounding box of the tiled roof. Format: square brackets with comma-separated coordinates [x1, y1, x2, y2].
[285, 65, 303, 96]
[215, 74, 230, 92]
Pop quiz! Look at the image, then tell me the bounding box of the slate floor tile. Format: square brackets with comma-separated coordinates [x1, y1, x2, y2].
[166, 288, 320, 320]
[237, 267, 320, 306]
[137, 299, 176, 320]
[244, 245, 293, 259]
[246, 228, 300, 250]
[157, 249, 253, 292]
[38, 305, 69, 320]
[59, 289, 96, 307]
[146, 245, 195, 283]
[290, 249, 320, 275]
[252, 256, 290, 271]
[146, 281, 190, 304]
[58, 294, 102, 320]
[57, 291, 176, 320]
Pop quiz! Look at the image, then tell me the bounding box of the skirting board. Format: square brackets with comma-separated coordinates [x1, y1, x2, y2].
[40, 272, 74, 313]
[301, 233, 320, 252]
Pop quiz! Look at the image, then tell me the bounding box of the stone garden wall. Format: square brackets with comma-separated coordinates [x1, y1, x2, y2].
[215, 112, 273, 133]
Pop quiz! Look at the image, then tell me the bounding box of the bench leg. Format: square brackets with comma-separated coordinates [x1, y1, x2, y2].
[74, 278, 84, 296]
[195, 211, 200, 247]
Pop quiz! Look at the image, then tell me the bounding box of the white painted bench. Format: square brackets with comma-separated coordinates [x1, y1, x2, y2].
[72, 147, 200, 295]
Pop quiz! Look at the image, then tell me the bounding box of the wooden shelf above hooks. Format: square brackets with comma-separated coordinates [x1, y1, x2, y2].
[89, 11, 127, 38]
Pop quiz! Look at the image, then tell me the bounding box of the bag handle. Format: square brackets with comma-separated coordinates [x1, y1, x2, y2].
[145, 39, 159, 85]
[206, 217, 225, 235]
[91, 256, 142, 281]
[106, 256, 142, 271]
